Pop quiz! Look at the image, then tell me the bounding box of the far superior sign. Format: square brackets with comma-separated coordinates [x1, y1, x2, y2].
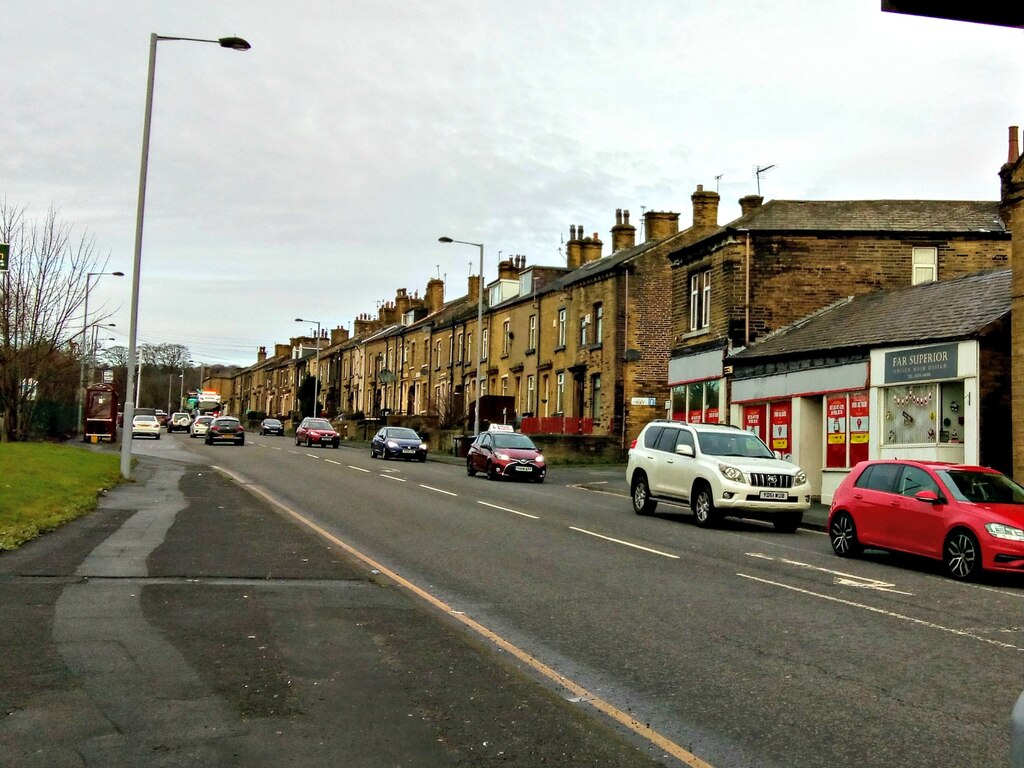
[884, 343, 958, 384]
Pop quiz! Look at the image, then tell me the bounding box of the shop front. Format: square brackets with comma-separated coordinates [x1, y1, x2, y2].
[667, 346, 726, 424]
[870, 340, 978, 466]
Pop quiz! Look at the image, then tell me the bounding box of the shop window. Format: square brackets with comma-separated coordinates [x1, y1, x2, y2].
[825, 391, 870, 468]
[670, 379, 722, 423]
[883, 381, 964, 445]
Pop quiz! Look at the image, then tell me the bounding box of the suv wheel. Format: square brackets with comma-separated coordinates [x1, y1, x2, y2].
[692, 483, 718, 528]
[631, 474, 657, 516]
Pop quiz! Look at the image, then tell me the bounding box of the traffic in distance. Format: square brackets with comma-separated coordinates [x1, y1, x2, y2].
[144, 412, 1024, 582]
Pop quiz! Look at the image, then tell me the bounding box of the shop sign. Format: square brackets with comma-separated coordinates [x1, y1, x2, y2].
[826, 396, 847, 468]
[770, 401, 792, 457]
[849, 391, 869, 465]
[631, 397, 657, 406]
[884, 343, 958, 384]
[705, 407, 720, 424]
[743, 404, 766, 443]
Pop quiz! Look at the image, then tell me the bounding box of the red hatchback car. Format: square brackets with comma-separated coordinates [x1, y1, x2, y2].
[829, 459, 1024, 580]
[295, 417, 339, 449]
[466, 425, 546, 483]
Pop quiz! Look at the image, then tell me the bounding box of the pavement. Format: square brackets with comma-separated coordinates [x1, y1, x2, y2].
[0, 447, 670, 768]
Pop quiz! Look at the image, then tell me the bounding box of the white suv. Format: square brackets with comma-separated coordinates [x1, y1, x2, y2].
[626, 420, 811, 532]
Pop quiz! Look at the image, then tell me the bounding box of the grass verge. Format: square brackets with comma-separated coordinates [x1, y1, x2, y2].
[0, 443, 122, 550]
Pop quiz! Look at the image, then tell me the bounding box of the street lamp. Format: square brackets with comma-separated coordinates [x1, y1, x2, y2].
[77, 271, 123, 433]
[120, 33, 250, 479]
[295, 318, 322, 418]
[439, 236, 484, 437]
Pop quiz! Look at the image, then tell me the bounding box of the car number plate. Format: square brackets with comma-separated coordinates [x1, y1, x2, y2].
[759, 491, 788, 500]
[402, 448, 415, 453]
[515, 465, 532, 472]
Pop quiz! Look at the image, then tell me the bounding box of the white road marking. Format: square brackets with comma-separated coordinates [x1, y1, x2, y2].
[305, 453, 320, 459]
[421, 484, 457, 496]
[348, 466, 370, 473]
[382, 474, 406, 482]
[570, 527, 679, 559]
[325, 459, 342, 465]
[746, 552, 913, 595]
[737, 573, 1024, 651]
[477, 501, 539, 519]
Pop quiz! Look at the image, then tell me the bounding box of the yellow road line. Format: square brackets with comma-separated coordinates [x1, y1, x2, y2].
[214, 466, 713, 768]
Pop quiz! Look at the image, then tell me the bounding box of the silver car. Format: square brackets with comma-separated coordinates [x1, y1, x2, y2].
[131, 414, 161, 440]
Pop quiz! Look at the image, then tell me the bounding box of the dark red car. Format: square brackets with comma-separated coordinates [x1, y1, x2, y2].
[829, 459, 1024, 580]
[295, 417, 339, 448]
[466, 426, 546, 483]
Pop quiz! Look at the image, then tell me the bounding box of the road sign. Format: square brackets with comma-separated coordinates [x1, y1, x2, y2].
[0, 243, 9, 272]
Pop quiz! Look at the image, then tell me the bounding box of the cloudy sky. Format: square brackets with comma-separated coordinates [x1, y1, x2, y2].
[4, 1, 1021, 366]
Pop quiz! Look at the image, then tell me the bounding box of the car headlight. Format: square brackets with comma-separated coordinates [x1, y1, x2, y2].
[495, 452, 511, 461]
[985, 522, 1024, 541]
[419, 443, 427, 450]
[795, 470, 807, 485]
[719, 463, 744, 482]
[387, 440, 398, 448]
[535, 455, 545, 464]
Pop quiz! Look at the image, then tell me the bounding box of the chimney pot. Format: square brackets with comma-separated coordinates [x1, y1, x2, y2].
[1009, 125, 1020, 164]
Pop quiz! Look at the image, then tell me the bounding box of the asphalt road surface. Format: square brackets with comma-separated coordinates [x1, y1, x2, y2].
[4, 432, 1023, 767]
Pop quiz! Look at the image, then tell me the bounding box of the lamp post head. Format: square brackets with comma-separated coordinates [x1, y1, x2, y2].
[112, 271, 125, 277]
[218, 36, 251, 50]
[438, 236, 454, 243]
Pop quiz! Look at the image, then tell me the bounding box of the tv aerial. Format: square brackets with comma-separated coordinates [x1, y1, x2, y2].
[753, 164, 775, 195]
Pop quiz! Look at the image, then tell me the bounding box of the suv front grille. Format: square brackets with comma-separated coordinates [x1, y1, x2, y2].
[749, 473, 793, 489]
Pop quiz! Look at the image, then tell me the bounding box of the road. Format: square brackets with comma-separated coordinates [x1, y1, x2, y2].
[139, 432, 1024, 767]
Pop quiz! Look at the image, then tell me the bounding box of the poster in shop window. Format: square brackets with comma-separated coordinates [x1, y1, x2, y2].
[770, 401, 792, 459]
[826, 395, 847, 468]
[849, 391, 870, 465]
[743, 404, 766, 444]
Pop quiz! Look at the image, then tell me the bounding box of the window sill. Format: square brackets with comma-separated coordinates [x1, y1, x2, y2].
[677, 327, 710, 343]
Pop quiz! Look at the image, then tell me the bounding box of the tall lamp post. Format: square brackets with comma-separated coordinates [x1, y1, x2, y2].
[439, 236, 484, 437]
[77, 271, 123, 433]
[119, 33, 250, 479]
[295, 318, 322, 417]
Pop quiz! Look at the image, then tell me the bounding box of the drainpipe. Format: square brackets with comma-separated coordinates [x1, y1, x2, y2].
[744, 231, 751, 346]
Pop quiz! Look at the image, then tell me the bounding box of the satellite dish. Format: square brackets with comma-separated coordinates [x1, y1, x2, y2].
[623, 349, 641, 361]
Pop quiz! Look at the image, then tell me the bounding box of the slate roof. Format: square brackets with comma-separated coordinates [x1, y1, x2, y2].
[729, 269, 1011, 361]
[731, 199, 1007, 233]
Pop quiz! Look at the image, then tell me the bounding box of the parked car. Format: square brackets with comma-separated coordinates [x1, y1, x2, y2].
[259, 417, 284, 436]
[371, 426, 428, 461]
[167, 412, 192, 433]
[626, 420, 810, 532]
[155, 410, 169, 427]
[131, 414, 161, 440]
[205, 416, 245, 446]
[828, 459, 1024, 580]
[466, 425, 546, 482]
[190, 415, 215, 438]
[295, 417, 339, 448]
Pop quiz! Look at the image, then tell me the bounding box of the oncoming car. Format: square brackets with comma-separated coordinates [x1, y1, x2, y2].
[466, 425, 546, 482]
[371, 426, 428, 461]
[259, 418, 284, 436]
[295, 417, 339, 448]
[829, 459, 1024, 580]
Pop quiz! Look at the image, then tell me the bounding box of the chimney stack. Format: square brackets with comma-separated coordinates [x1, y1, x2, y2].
[425, 277, 445, 313]
[498, 257, 518, 281]
[330, 326, 349, 345]
[394, 288, 411, 319]
[691, 184, 720, 231]
[739, 194, 764, 217]
[611, 208, 637, 252]
[1010, 125, 1021, 165]
[274, 343, 290, 358]
[566, 224, 583, 269]
[257, 346, 267, 364]
[353, 313, 377, 337]
[580, 232, 603, 264]
[468, 274, 481, 306]
[643, 211, 680, 242]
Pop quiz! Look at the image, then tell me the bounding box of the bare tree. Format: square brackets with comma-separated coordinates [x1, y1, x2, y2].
[0, 201, 108, 441]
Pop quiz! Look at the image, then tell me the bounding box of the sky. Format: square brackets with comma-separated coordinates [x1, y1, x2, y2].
[3, 1, 1022, 367]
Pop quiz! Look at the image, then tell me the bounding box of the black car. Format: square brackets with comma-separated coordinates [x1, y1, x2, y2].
[370, 426, 428, 461]
[259, 418, 284, 436]
[205, 416, 245, 446]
